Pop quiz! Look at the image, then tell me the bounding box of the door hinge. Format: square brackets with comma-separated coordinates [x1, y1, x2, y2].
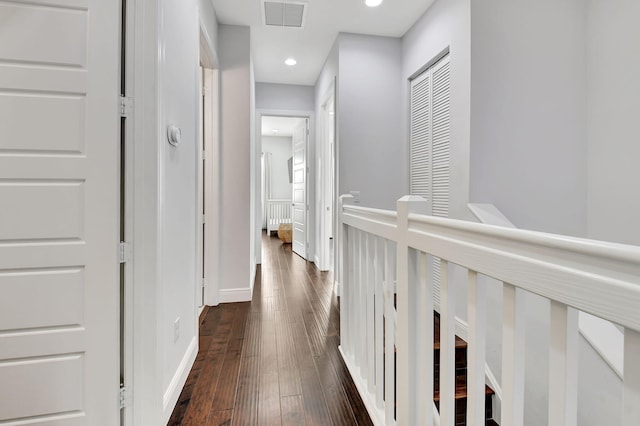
[119, 241, 131, 264]
[119, 96, 133, 117]
[201, 214, 206, 225]
[202, 278, 206, 289]
[119, 386, 130, 410]
[202, 150, 207, 160]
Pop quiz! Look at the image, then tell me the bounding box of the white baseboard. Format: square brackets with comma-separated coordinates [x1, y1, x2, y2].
[250, 263, 257, 293]
[339, 346, 386, 426]
[220, 287, 253, 303]
[162, 336, 197, 423]
[334, 280, 341, 298]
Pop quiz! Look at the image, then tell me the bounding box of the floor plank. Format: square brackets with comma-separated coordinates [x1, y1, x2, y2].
[168, 232, 372, 425]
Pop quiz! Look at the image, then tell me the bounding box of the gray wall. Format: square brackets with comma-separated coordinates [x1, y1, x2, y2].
[470, 0, 588, 238]
[402, 0, 472, 220]
[219, 25, 253, 296]
[262, 136, 293, 200]
[586, 0, 640, 246]
[337, 33, 404, 210]
[256, 82, 315, 111]
[158, 0, 199, 410]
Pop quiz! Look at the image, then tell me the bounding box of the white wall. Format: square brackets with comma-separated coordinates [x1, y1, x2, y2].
[402, 0, 472, 221]
[338, 33, 404, 210]
[263, 136, 293, 200]
[470, 0, 588, 237]
[586, 0, 640, 246]
[218, 24, 253, 301]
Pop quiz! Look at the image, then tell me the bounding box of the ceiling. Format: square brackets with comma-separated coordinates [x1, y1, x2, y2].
[210, 0, 435, 86]
[261, 116, 306, 136]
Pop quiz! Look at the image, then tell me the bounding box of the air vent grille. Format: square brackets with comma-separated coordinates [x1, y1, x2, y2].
[264, 1, 306, 28]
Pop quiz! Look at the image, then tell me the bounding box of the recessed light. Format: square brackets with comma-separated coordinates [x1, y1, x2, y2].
[272, 129, 279, 134]
[365, 0, 383, 6]
[285, 58, 297, 66]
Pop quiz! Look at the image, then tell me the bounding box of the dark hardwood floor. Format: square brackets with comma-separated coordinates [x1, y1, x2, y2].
[168, 232, 373, 426]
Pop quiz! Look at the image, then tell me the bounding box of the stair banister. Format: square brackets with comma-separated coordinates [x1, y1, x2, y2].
[337, 194, 640, 426]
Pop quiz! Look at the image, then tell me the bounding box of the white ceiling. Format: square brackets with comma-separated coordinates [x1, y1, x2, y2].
[261, 116, 306, 136]
[210, 0, 435, 85]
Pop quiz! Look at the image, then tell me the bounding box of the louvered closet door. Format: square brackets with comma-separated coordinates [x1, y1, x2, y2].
[409, 54, 451, 307]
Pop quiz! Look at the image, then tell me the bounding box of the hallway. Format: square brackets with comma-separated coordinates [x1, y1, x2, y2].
[168, 233, 373, 425]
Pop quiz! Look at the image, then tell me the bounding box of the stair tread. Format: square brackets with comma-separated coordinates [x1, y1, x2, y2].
[434, 312, 468, 350]
[433, 384, 495, 402]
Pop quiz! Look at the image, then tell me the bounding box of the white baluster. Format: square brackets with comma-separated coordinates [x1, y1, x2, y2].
[467, 270, 486, 426]
[375, 237, 385, 410]
[396, 196, 429, 426]
[348, 226, 357, 360]
[439, 259, 455, 426]
[366, 233, 375, 390]
[338, 195, 353, 357]
[623, 329, 640, 426]
[418, 252, 434, 426]
[502, 283, 525, 426]
[548, 301, 578, 426]
[384, 240, 396, 425]
[355, 229, 363, 370]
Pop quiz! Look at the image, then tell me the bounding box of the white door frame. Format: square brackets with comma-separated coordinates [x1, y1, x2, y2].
[255, 109, 315, 264]
[318, 83, 337, 272]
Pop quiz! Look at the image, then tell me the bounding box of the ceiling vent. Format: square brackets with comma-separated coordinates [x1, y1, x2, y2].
[263, 1, 307, 28]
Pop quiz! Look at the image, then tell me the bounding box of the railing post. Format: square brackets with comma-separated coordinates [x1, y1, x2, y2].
[396, 195, 429, 426]
[502, 283, 526, 426]
[338, 194, 354, 357]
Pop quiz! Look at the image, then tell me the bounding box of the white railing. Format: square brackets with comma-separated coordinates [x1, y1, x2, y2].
[337, 194, 640, 426]
[266, 199, 291, 233]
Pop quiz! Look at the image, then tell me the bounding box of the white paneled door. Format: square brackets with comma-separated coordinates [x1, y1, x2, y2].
[292, 119, 308, 259]
[0, 0, 121, 424]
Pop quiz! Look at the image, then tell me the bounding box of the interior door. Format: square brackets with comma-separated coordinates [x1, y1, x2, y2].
[292, 119, 308, 259]
[0, 0, 121, 423]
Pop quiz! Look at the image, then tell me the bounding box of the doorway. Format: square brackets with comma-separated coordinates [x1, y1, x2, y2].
[318, 85, 336, 272]
[259, 114, 310, 260]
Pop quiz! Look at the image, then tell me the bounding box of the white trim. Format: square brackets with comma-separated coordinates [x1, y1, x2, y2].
[339, 346, 386, 426]
[318, 82, 336, 273]
[579, 313, 623, 378]
[162, 337, 198, 422]
[220, 287, 253, 303]
[469, 203, 625, 379]
[250, 263, 257, 294]
[256, 108, 315, 264]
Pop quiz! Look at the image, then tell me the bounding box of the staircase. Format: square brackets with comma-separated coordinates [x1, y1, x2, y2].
[433, 312, 499, 426]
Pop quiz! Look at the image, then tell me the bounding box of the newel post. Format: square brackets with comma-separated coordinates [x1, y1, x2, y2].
[338, 194, 354, 356]
[396, 195, 429, 426]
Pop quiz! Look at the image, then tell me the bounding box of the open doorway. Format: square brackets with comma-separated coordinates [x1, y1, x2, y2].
[260, 115, 309, 260]
[198, 28, 221, 310]
[318, 84, 337, 272]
